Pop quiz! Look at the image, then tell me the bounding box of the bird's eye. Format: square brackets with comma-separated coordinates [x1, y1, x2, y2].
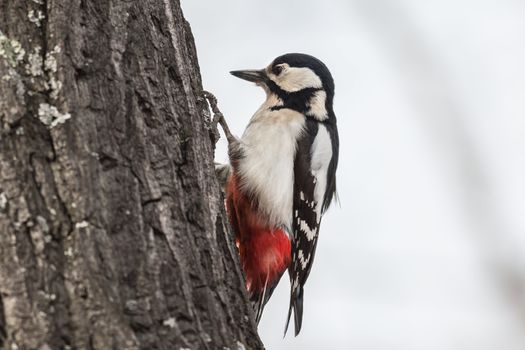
[273, 65, 283, 75]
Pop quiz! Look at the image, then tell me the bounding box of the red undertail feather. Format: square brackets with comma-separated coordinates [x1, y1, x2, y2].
[226, 173, 291, 319]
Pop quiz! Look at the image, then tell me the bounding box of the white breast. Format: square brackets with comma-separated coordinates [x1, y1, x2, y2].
[238, 105, 305, 230]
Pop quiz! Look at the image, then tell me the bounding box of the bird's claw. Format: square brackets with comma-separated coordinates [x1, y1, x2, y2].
[203, 90, 235, 145]
[203, 90, 223, 144]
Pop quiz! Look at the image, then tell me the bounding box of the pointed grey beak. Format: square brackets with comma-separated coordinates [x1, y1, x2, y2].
[230, 69, 266, 83]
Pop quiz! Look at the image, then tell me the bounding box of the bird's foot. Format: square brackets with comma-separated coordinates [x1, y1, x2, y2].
[203, 90, 236, 145]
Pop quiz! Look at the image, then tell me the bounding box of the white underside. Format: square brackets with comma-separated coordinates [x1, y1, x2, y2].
[238, 99, 305, 230]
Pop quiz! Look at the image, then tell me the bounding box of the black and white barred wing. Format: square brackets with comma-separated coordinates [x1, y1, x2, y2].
[285, 121, 336, 336]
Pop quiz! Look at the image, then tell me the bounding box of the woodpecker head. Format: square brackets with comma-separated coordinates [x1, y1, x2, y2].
[231, 53, 335, 121]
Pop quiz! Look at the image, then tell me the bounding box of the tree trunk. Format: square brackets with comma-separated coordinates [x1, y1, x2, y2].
[0, 0, 263, 349]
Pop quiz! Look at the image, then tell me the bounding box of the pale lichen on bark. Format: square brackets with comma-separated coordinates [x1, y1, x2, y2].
[0, 31, 25, 68]
[37, 103, 71, 128]
[0, 26, 69, 131]
[28, 9, 45, 27]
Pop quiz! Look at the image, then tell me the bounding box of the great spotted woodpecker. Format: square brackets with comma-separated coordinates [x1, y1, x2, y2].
[214, 53, 338, 336]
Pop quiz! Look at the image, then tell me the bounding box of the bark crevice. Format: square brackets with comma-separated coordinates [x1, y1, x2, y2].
[0, 292, 5, 349]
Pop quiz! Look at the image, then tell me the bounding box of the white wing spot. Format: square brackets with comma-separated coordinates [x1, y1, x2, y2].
[298, 249, 310, 269]
[311, 124, 333, 223]
[291, 276, 299, 291]
[299, 219, 317, 241]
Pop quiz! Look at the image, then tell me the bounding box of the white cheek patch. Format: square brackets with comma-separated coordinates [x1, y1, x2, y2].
[274, 67, 322, 92]
[306, 90, 328, 121]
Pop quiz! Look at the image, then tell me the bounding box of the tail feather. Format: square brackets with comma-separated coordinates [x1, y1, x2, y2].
[284, 300, 293, 336]
[284, 286, 304, 337]
[253, 274, 270, 323]
[251, 273, 280, 324]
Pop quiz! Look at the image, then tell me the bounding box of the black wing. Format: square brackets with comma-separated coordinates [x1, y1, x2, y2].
[285, 119, 338, 336]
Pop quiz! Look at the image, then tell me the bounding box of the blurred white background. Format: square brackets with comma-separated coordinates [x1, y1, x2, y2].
[182, 1, 525, 349]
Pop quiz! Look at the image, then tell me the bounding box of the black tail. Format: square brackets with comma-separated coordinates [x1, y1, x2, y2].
[284, 286, 304, 337]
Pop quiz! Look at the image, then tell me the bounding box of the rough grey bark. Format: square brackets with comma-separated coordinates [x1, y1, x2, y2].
[0, 0, 263, 349]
